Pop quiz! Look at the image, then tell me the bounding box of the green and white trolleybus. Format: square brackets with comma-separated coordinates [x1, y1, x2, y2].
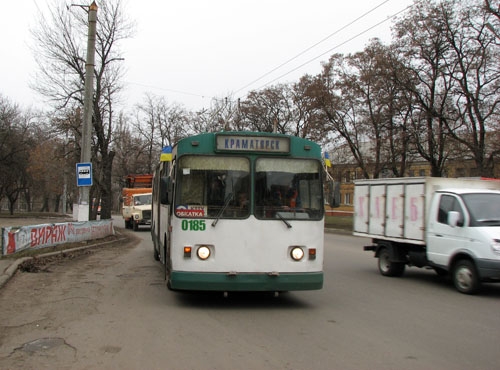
[151, 131, 324, 292]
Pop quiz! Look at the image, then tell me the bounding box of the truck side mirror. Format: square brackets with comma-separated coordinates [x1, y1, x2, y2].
[447, 211, 461, 227]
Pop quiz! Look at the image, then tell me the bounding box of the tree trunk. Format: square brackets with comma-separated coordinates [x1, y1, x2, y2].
[40, 196, 49, 212]
[99, 150, 115, 220]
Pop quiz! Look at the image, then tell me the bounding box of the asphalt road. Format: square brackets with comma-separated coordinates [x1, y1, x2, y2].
[0, 221, 499, 370]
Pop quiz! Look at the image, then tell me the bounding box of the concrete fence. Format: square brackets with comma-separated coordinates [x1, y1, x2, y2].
[2, 219, 115, 256]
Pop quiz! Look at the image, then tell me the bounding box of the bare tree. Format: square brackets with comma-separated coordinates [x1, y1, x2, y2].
[30, 0, 134, 219]
[0, 95, 37, 214]
[392, 1, 457, 177]
[239, 85, 294, 133]
[290, 75, 328, 143]
[311, 41, 410, 180]
[440, 0, 500, 177]
[133, 93, 191, 170]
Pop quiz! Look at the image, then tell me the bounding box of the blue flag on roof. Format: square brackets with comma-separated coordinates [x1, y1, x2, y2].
[160, 145, 172, 162]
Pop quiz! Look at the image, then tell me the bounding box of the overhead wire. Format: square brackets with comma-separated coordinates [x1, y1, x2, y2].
[125, 0, 420, 106]
[234, 0, 421, 101]
[232, 0, 392, 95]
[124, 81, 208, 99]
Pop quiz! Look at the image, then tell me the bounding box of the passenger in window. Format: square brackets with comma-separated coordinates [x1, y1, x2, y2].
[271, 189, 282, 206]
[286, 187, 299, 208]
[237, 192, 249, 209]
[209, 178, 224, 205]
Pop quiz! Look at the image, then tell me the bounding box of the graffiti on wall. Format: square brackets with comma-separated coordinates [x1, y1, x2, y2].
[2, 220, 115, 256]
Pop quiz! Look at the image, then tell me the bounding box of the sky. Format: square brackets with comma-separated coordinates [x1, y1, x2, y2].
[1, 0, 415, 112]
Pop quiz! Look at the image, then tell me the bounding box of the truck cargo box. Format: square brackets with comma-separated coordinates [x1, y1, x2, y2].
[353, 177, 500, 244]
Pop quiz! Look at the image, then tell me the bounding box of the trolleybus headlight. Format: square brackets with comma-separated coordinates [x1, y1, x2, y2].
[291, 247, 304, 261]
[197, 246, 211, 260]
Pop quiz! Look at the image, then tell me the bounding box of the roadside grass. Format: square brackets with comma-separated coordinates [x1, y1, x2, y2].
[324, 215, 353, 232]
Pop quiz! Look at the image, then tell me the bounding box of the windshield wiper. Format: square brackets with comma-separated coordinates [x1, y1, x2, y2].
[212, 193, 233, 227]
[276, 212, 292, 228]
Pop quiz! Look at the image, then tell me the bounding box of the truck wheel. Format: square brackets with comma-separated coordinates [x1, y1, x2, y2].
[378, 247, 405, 277]
[452, 259, 480, 294]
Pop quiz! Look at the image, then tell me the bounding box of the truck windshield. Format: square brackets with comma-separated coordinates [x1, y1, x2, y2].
[462, 193, 500, 226]
[135, 194, 152, 205]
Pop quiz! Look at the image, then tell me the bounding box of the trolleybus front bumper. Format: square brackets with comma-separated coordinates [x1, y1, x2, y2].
[169, 271, 323, 291]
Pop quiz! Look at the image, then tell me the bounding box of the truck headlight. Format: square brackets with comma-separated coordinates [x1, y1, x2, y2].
[134, 214, 140, 220]
[491, 239, 500, 254]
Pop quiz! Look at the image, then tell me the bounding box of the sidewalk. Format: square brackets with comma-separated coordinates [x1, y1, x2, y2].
[0, 257, 33, 289]
[0, 231, 130, 289]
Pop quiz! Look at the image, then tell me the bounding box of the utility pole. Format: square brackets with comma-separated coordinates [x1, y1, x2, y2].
[77, 1, 98, 221]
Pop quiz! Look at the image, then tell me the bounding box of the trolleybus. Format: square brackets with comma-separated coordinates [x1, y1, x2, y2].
[151, 131, 325, 292]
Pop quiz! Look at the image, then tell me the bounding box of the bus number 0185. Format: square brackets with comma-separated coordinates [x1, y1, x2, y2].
[181, 219, 206, 231]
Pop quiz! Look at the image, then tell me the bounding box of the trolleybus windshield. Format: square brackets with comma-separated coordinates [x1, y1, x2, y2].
[255, 158, 323, 220]
[175, 155, 251, 218]
[174, 155, 322, 220]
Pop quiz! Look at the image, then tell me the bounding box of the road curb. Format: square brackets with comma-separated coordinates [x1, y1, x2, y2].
[0, 257, 33, 289]
[0, 233, 129, 290]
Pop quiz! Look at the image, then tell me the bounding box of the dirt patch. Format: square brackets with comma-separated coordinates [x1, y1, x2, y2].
[18, 249, 96, 273]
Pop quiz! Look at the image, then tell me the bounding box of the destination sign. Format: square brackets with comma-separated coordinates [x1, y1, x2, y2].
[216, 134, 290, 153]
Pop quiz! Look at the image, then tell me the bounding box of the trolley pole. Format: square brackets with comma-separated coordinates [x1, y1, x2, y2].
[77, 1, 98, 221]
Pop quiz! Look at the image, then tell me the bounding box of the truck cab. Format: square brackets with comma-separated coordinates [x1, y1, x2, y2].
[123, 193, 152, 231]
[426, 189, 500, 292]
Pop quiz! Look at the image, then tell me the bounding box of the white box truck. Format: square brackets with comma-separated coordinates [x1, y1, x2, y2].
[354, 177, 500, 294]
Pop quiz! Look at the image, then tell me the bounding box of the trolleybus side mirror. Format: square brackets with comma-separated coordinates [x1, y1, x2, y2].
[327, 180, 340, 208]
[160, 176, 172, 204]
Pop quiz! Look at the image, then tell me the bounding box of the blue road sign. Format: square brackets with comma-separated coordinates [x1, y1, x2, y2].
[76, 163, 93, 187]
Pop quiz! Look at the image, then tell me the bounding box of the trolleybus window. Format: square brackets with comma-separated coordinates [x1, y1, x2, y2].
[255, 158, 323, 220]
[175, 155, 250, 218]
